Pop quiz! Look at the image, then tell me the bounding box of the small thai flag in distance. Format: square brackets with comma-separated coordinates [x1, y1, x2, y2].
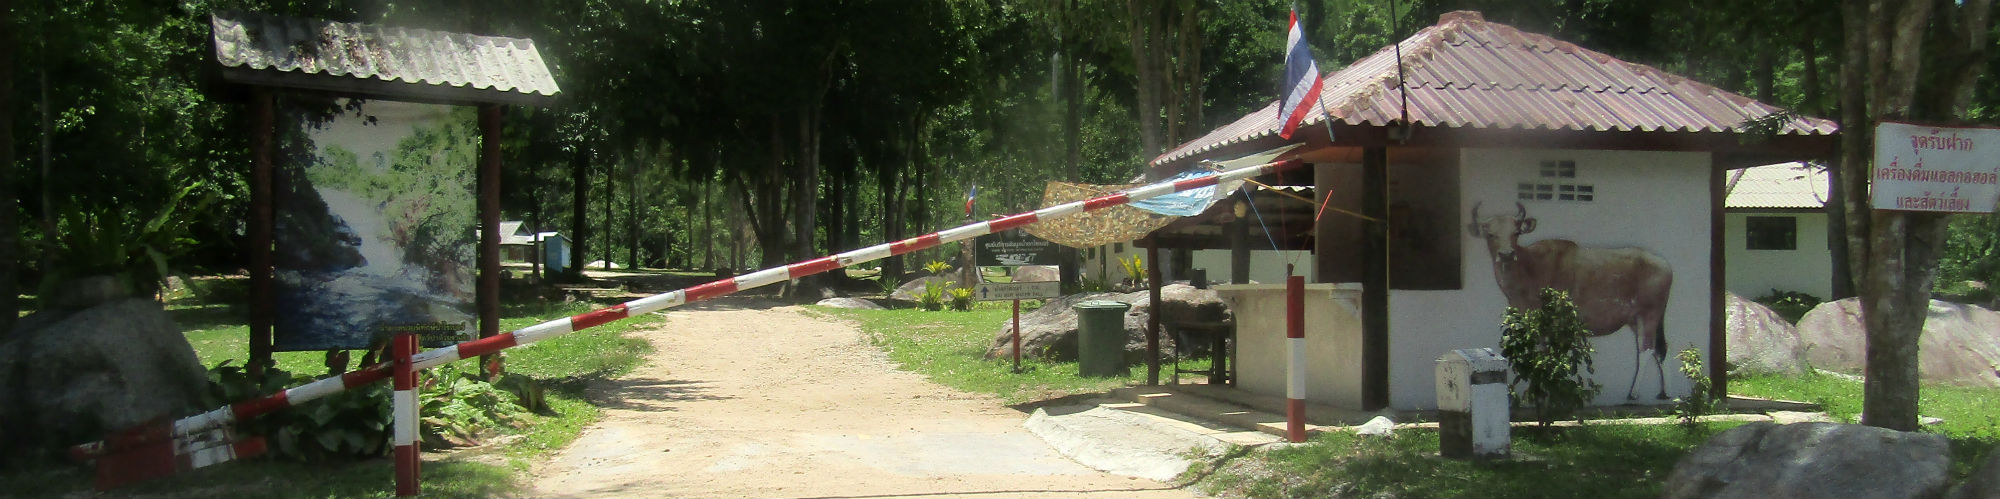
[964, 183, 977, 217]
[1278, 9, 1323, 140]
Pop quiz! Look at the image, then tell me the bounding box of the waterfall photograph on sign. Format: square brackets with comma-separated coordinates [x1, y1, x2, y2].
[272, 99, 479, 351]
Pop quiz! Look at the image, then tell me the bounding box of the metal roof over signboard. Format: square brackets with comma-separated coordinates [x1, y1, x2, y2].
[1726, 162, 1829, 210]
[1154, 11, 1838, 168]
[211, 10, 560, 106]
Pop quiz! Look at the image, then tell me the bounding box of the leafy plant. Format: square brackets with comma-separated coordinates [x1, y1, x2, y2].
[924, 260, 953, 275]
[1116, 255, 1145, 291]
[205, 362, 392, 462]
[1752, 289, 1823, 324]
[948, 286, 975, 311]
[37, 184, 213, 301]
[1670, 347, 1719, 425]
[1499, 288, 1602, 427]
[419, 363, 529, 447]
[917, 279, 948, 311]
[876, 275, 900, 297]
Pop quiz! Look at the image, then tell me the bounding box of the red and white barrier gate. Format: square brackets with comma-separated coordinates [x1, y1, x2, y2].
[71, 159, 1304, 490]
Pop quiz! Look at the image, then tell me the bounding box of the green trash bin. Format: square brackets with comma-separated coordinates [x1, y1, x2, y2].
[1073, 300, 1132, 377]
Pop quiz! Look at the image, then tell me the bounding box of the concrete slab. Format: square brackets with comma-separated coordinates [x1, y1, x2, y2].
[1025, 399, 1277, 482]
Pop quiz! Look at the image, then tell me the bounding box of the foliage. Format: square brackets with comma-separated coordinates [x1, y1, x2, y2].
[923, 260, 953, 275]
[1670, 347, 1719, 425]
[36, 184, 212, 300]
[917, 279, 948, 311]
[419, 363, 530, 447]
[1937, 213, 2000, 305]
[1116, 255, 1146, 290]
[1498, 288, 1601, 427]
[204, 362, 391, 462]
[948, 286, 975, 311]
[875, 275, 900, 297]
[1753, 289, 1824, 324]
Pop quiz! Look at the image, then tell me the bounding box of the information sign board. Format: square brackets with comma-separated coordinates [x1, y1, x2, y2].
[1872, 121, 2000, 213]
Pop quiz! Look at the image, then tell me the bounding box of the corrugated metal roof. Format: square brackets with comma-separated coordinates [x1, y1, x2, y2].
[1727, 162, 1828, 209]
[212, 10, 559, 105]
[1155, 10, 1838, 167]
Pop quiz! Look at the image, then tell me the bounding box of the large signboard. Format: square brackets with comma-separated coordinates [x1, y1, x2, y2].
[1872, 121, 2000, 213]
[273, 98, 478, 351]
[975, 230, 1065, 267]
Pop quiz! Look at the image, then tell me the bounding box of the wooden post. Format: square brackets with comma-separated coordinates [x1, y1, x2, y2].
[1011, 299, 1022, 373]
[1146, 239, 1163, 386]
[478, 104, 503, 377]
[1361, 146, 1389, 411]
[248, 88, 275, 376]
[1709, 157, 1728, 399]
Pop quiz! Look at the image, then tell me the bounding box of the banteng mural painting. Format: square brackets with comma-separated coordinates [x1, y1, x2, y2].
[1467, 201, 1675, 401]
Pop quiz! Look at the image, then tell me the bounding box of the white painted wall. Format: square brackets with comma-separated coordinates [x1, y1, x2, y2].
[1723, 211, 1834, 299]
[1385, 148, 1713, 410]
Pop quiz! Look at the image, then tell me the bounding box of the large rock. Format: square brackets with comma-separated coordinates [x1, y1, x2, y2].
[1948, 449, 2000, 499]
[815, 297, 885, 310]
[1726, 292, 1808, 374]
[1664, 422, 1951, 499]
[1798, 298, 2000, 387]
[1014, 265, 1059, 283]
[982, 283, 1230, 363]
[889, 276, 957, 301]
[0, 298, 209, 456]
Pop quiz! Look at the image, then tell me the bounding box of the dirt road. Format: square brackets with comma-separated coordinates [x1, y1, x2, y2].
[528, 299, 1195, 498]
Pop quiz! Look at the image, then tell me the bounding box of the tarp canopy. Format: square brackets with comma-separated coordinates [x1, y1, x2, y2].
[1026, 144, 1298, 248]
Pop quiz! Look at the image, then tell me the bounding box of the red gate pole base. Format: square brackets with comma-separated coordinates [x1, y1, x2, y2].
[393, 333, 420, 497]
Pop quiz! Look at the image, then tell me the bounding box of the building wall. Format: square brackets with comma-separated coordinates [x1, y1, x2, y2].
[1081, 244, 1314, 286]
[1217, 284, 1365, 408]
[1724, 211, 1834, 299]
[1384, 148, 1713, 409]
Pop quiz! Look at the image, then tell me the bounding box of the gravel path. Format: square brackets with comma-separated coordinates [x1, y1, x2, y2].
[527, 298, 1195, 498]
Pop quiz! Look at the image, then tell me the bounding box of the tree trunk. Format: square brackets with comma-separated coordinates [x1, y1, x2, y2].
[1125, 0, 1166, 157]
[569, 143, 590, 280]
[702, 171, 714, 271]
[0, 0, 16, 333]
[601, 158, 613, 270]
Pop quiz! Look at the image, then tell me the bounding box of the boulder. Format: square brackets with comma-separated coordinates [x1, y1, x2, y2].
[1014, 265, 1060, 283]
[1948, 449, 2000, 499]
[1798, 298, 2000, 387]
[1664, 422, 1951, 499]
[981, 284, 1232, 363]
[815, 297, 885, 310]
[890, 276, 958, 301]
[1725, 292, 1809, 374]
[0, 298, 209, 457]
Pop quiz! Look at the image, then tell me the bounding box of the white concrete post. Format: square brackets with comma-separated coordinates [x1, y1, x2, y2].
[1437, 348, 1509, 459]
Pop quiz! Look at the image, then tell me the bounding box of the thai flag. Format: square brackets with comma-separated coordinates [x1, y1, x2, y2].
[964, 183, 977, 217]
[1278, 9, 1323, 140]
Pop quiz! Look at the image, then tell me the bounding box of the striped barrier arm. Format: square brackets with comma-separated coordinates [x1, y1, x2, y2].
[72, 159, 1303, 461]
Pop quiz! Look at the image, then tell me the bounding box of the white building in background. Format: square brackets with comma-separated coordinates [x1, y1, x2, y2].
[1724, 163, 1834, 300]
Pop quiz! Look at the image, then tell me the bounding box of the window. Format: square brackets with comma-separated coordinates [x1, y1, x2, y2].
[1519, 160, 1593, 202]
[1746, 216, 1797, 250]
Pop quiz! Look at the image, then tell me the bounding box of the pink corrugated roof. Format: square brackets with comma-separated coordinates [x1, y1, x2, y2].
[1154, 11, 1838, 167]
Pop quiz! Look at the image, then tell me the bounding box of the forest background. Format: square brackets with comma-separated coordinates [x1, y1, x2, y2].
[1, 0, 1997, 364]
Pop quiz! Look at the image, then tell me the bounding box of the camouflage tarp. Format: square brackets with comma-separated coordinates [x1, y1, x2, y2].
[1023, 181, 1180, 248]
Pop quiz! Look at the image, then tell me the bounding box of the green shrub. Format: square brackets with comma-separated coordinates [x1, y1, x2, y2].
[1752, 289, 1822, 324]
[419, 363, 529, 447]
[1499, 288, 1601, 427]
[924, 260, 952, 275]
[1670, 347, 1719, 425]
[205, 362, 392, 462]
[917, 280, 947, 311]
[1116, 255, 1145, 290]
[948, 286, 975, 311]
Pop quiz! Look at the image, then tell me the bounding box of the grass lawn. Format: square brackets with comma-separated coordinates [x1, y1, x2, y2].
[811, 300, 1203, 405]
[0, 287, 660, 499]
[1186, 372, 2000, 499]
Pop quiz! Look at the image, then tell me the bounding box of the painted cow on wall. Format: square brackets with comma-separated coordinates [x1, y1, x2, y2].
[1467, 202, 1674, 400]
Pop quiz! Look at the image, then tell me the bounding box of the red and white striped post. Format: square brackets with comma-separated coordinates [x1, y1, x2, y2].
[1285, 273, 1307, 443]
[392, 333, 420, 497]
[71, 158, 1305, 487]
